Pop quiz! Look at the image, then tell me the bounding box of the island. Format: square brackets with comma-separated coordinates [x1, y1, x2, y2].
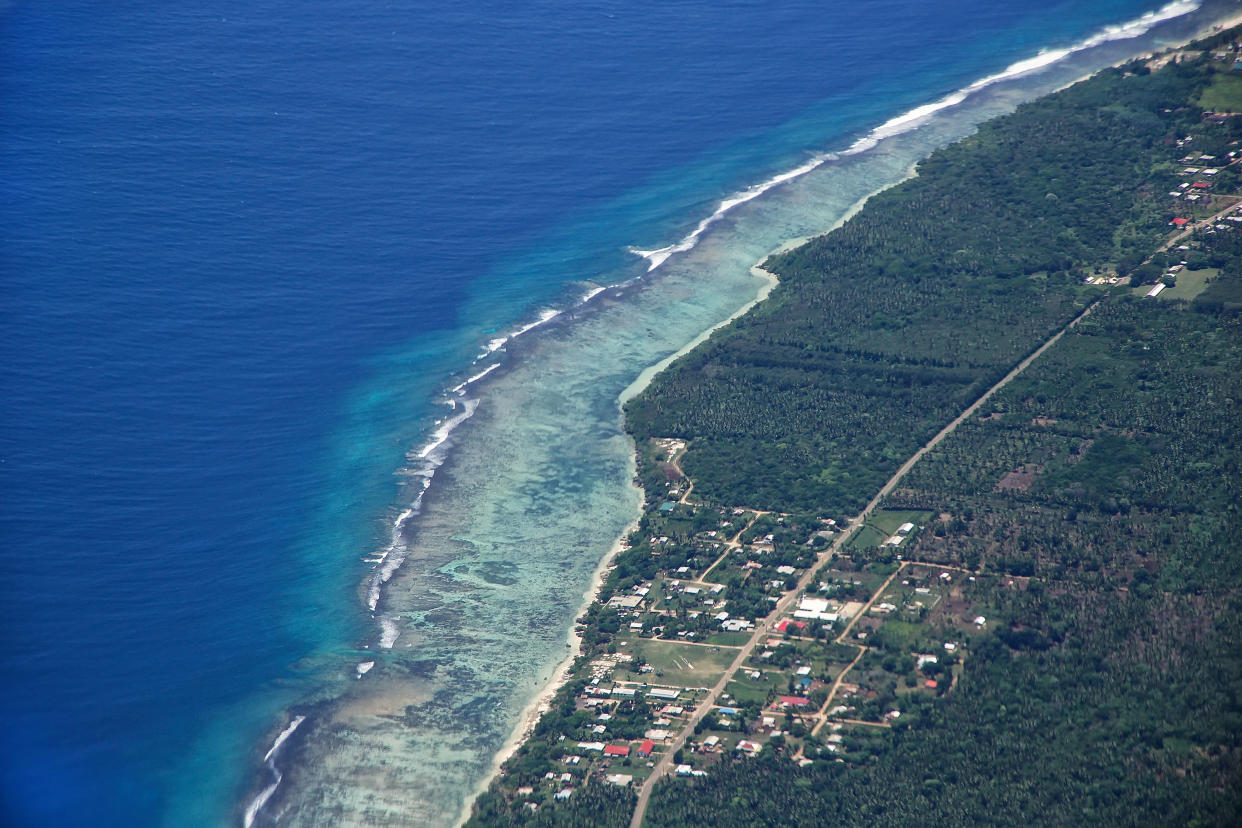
[467, 26, 1242, 827]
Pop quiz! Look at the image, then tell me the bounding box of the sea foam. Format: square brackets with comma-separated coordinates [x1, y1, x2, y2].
[242, 715, 306, 828]
[635, 0, 1201, 269]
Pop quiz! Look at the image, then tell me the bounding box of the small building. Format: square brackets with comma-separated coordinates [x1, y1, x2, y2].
[736, 740, 762, 755]
[605, 773, 633, 787]
[898, 522, 915, 534]
[779, 695, 811, 707]
[555, 788, 574, 800]
[637, 739, 656, 758]
[1170, 217, 1190, 227]
[603, 744, 631, 757]
[646, 687, 680, 701]
[676, 764, 694, 776]
[659, 501, 677, 512]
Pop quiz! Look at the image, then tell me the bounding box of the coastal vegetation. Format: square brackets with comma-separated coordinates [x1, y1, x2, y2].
[469, 30, 1242, 828]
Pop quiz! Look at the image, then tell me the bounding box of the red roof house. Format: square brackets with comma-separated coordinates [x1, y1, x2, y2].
[1170, 217, 1190, 226]
[779, 695, 811, 707]
[775, 620, 806, 633]
[603, 744, 630, 757]
[637, 739, 655, 758]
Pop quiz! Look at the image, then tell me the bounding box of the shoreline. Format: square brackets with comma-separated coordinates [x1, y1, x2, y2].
[456, 516, 644, 828]
[460, 163, 920, 822]
[452, 7, 1242, 822]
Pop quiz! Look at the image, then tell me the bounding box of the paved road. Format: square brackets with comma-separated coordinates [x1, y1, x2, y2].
[627, 298, 1100, 828]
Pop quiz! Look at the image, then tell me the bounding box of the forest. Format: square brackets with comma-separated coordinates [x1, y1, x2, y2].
[646, 298, 1242, 826]
[470, 38, 1242, 828]
[626, 53, 1237, 516]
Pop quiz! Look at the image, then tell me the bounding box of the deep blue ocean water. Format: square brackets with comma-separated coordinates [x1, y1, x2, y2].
[2, 1, 1235, 825]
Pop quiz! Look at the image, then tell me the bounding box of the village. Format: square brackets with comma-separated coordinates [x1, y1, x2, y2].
[493, 48, 1242, 818]
[501, 438, 1024, 813]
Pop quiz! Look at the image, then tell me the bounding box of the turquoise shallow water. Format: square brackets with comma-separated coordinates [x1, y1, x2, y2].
[3, 1, 1237, 827]
[248, 7, 1240, 824]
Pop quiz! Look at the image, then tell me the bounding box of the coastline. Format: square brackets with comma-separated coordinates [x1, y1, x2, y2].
[462, 162, 922, 822]
[456, 519, 642, 828]
[456, 7, 1242, 823]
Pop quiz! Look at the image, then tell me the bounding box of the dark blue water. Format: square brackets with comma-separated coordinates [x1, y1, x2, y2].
[1, 1, 1226, 825]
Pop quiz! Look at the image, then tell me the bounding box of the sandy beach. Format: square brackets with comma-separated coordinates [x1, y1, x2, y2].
[455, 9, 1242, 825]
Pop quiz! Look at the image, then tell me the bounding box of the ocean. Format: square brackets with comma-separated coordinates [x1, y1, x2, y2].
[1, 1, 1236, 825]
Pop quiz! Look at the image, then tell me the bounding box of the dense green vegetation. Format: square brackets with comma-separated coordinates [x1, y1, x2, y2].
[646, 299, 1242, 827]
[471, 40, 1242, 828]
[626, 55, 1233, 516]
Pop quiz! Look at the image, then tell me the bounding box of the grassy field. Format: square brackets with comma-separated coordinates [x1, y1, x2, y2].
[847, 509, 932, 550]
[633, 640, 738, 688]
[1196, 71, 1242, 111]
[1131, 267, 1218, 301]
[723, 672, 776, 705]
[702, 630, 752, 647]
[846, 524, 886, 550]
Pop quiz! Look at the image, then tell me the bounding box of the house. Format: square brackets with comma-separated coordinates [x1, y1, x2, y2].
[676, 764, 694, 776]
[603, 744, 630, 757]
[736, 740, 762, 755]
[659, 502, 677, 512]
[898, 522, 915, 534]
[646, 687, 680, 701]
[637, 739, 656, 758]
[605, 773, 633, 787]
[1170, 217, 1190, 227]
[798, 596, 830, 614]
[779, 695, 811, 707]
[775, 619, 806, 633]
[555, 789, 574, 800]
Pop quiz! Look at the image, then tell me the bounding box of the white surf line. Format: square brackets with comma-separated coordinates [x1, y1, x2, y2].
[631, 1, 1201, 272]
[243, 715, 306, 828]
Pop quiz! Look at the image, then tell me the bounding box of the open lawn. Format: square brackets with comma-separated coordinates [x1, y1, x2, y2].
[869, 509, 934, 535]
[1197, 71, 1242, 111]
[633, 640, 738, 688]
[1132, 267, 1218, 301]
[847, 509, 931, 551]
[846, 524, 886, 550]
[723, 672, 777, 706]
